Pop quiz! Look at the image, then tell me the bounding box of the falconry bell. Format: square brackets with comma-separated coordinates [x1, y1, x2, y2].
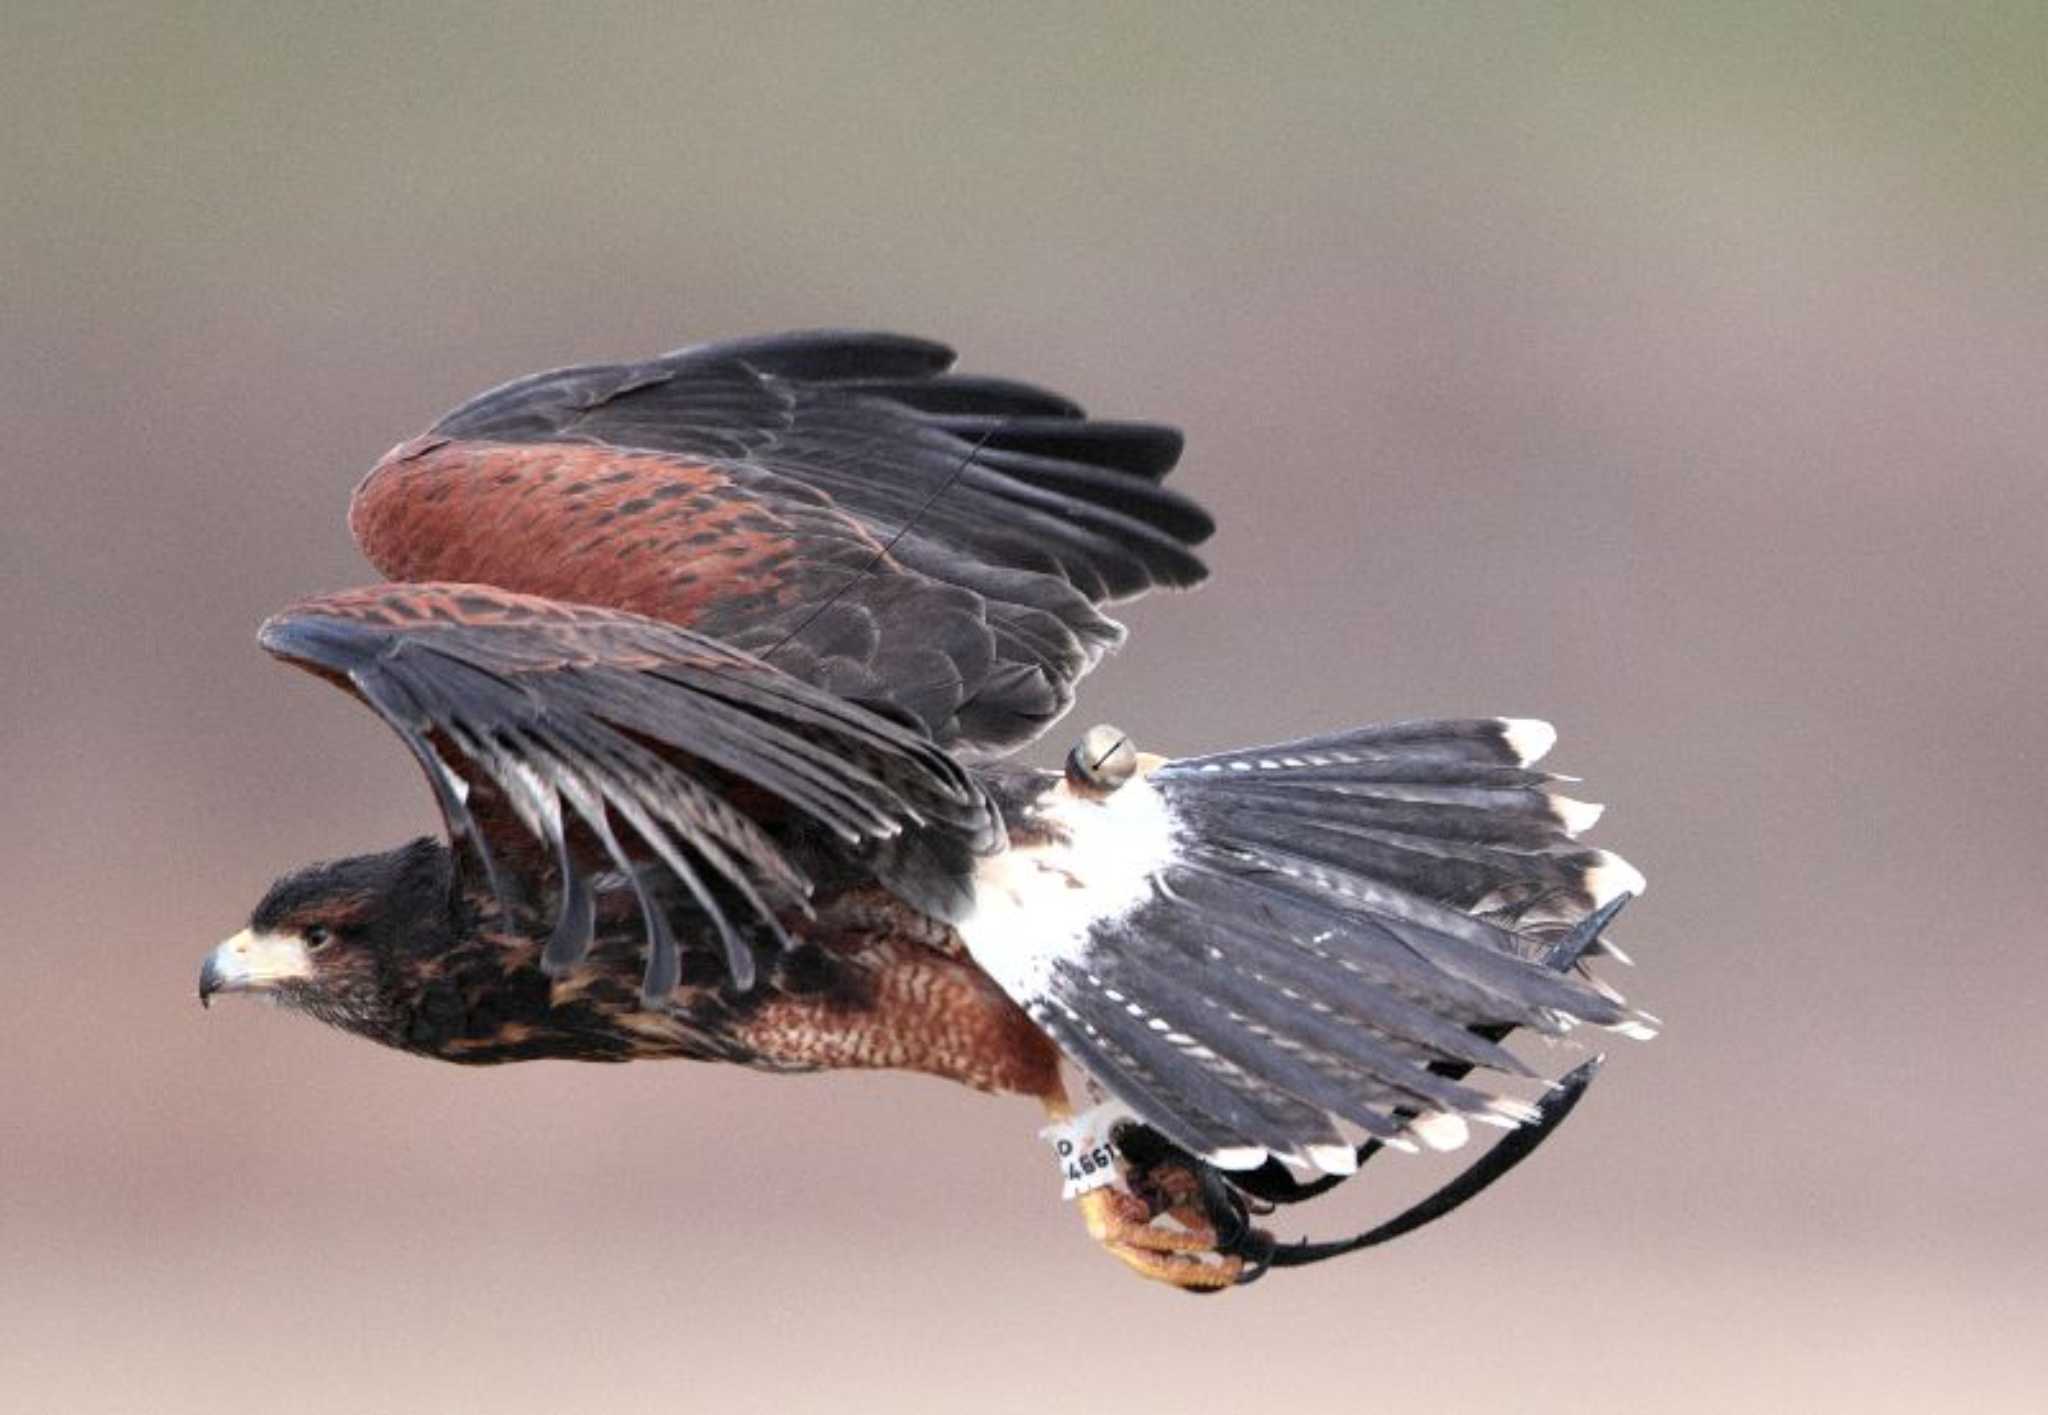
[1065, 724, 1138, 797]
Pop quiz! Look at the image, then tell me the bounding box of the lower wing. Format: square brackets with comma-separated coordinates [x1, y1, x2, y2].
[259, 583, 998, 1000]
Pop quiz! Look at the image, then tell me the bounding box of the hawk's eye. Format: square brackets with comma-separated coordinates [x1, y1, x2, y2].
[303, 925, 332, 951]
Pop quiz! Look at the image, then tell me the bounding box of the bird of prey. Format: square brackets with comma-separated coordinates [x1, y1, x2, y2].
[200, 331, 1651, 1290]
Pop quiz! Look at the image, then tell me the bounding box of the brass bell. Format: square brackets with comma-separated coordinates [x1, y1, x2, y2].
[1065, 724, 1137, 796]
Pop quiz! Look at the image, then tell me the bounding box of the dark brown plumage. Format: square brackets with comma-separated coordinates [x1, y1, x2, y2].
[203, 331, 1650, 1291]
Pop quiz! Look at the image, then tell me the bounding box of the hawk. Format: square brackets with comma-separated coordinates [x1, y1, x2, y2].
[200, 331, 1651, 1290]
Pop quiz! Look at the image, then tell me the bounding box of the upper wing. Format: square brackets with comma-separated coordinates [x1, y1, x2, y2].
[348, 331, 1213, 757]
[259, 583, 998, 999]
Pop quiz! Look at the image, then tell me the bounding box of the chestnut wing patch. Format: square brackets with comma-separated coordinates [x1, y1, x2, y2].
[353, 331, 1214, 756]
[260, 584, 998, 1001]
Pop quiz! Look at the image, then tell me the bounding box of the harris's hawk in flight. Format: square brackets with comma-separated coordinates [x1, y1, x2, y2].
[201, 331, 1652, 1290]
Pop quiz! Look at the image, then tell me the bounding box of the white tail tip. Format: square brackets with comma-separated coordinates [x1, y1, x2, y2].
[1407, 1111, 1473, 1152]
[1499, 718, 1557, 767]
[1549, 794, 1606, 836]
[1305, 1142, 1361, 1176]
[1587, 850, 1648, 905]
[1205, 1144, 1270, 1171]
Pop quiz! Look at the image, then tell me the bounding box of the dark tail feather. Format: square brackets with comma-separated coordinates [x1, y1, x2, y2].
[1040, 718, 1650, 1174]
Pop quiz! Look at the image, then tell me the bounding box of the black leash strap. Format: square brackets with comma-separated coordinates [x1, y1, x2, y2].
[1242, 1053, 1604, 1279]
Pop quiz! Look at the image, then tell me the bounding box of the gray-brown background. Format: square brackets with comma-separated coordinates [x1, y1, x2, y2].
[4, 4, 2043, 1411]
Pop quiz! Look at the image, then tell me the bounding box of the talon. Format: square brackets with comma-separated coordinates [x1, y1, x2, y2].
[1075, 1185, 1245, 1290]
[1189, 1160, 1261, 1249]
[1078, 1156, 1260, 1290]
[1049, 1096, 1256, 1291]
[1129, 1159, 1203, 1216]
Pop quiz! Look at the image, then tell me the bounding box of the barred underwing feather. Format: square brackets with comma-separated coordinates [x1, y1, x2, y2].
[1120, 879, 1541, 1078]
[1163, 718, 1558, 772]
[1028, 1000, 1266, 1168]
[1049, 958, 1348, 1164]
[1079, 922, 1486, 1135]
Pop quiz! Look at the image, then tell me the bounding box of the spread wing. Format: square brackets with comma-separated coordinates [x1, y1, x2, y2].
[259, 584, 998, 999]
[348, 331, 1212, 757]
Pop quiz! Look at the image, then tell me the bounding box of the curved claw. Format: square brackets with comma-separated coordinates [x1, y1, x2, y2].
[1112, 1121, 1279, 1289]
[1184, 1162, 1278, 1287]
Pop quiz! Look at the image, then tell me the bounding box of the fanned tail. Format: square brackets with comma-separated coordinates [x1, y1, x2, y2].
[962, 718, 1651, 1175]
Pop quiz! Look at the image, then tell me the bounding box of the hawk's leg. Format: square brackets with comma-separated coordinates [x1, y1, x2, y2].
[1043, 1093, 1271, 1291]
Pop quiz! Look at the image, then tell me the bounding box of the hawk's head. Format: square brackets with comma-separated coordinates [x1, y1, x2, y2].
[199, 837, 453, 1042]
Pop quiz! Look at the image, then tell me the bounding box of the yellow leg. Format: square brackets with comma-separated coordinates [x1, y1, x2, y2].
[1043, 1089, 1244, 1291]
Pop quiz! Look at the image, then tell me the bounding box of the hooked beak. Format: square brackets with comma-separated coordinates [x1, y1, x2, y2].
[199, 928, 312, 1007]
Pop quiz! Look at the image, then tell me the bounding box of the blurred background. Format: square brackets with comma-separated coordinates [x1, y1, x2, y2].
[4, 3, 2043, 1411]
